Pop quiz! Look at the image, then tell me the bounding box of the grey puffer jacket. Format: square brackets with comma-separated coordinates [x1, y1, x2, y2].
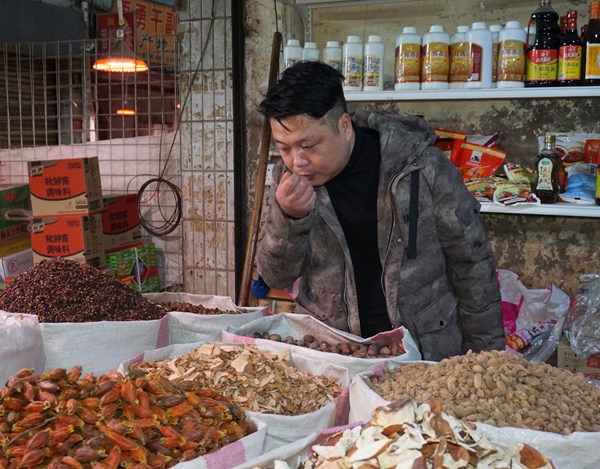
[257, 110, 505, 361]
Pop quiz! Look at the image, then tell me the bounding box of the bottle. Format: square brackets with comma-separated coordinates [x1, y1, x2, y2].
[395, 27, 422, 90]
[343, 35, 363, 92]
[489, 25, 503, 87]
[323, 41, 343, 72]
[582, 1, 600, 85]
[421, 25, 450, 90]
[464, 22, 493, 88]
[497, 21, 527, 88]
[558, 10, 582, 86]
[363, 35, 385, 91]
[302, 42, 320, 62]
[525, 0, 561, 87]
[283, 39, 303, 70]
[449, 25, 470, 89]
[534, 134, 562, 204]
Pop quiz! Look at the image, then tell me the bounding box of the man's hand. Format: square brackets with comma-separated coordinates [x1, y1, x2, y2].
[276, 172, 316, 218]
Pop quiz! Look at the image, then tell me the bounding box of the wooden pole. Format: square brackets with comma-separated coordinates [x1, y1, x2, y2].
[238, 31, 282, 306]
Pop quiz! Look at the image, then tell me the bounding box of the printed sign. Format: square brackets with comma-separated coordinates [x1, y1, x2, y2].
[97, 11, 137, 55]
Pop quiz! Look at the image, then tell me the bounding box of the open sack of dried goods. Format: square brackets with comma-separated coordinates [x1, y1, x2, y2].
[118, 341, 349, 454]
[222, 313, 421, 378]
[0, 312, 45, 385]
[564, 273, 600, 360]
[349, 349, 600, 469]
[0, 366, 264, 469]
[144, 292, 267, 345]
[0, 258, 170, 374]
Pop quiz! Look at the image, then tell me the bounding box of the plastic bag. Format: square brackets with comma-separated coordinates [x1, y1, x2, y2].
[497, 269, 569, 362]
[564, 273, 600, 359]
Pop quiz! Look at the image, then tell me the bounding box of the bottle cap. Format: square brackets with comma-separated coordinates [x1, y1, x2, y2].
[402, 26, 418, 34]
[505, 21, 521, 29]
[367, 35, 382, 42]
[304, 42, 318, 49]
[346, 35, 362, 43]
[457, 25, 470, 33]
[489, 24, 503, 32]
[325, 41, 340, 48]
[429, 25, 445, 32]
[286, 39, 301, 46]
[471, 22, 488, 29]
[545, 134, 556, 143]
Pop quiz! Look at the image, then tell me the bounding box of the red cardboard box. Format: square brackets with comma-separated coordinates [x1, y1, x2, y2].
[101, 193, 143, 253]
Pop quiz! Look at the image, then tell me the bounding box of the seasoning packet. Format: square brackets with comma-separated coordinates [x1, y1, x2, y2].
[464, 178, 496, 202]
[504, 162, 537, 184]
[434, 128, 467, 160]
[493, 180, 540, 206]
[454, 142, 507, 179]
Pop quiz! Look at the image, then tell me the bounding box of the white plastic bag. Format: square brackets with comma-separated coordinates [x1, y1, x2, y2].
[0, 311, 45, 384]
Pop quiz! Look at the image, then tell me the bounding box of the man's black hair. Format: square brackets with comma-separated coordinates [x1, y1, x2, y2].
[259, 61, 348, 131]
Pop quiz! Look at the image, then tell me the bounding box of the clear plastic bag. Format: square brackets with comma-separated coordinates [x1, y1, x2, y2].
[563, 273, 600, 359]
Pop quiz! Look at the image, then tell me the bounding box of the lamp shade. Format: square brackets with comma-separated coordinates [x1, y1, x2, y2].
[93, 39, 148, 73]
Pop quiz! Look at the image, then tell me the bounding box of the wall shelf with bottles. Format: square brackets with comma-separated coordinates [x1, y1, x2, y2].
[479, 202, 600, 217]
[344, 86, 600, 102]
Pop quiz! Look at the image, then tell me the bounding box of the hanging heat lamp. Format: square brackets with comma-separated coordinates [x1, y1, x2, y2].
[93, 0, 148, 73]
[116, 102, 136, 115]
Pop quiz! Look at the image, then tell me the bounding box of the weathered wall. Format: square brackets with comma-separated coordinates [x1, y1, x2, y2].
[244, 0, 600, 296]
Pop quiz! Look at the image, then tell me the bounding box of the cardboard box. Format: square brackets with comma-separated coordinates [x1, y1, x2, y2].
[0, 248, 34, 285]
[258, 298, 296, 314]
[101, 193, 143, 253]
[557, 335, 600, 379]
[0, 184, 30, 229]
[30, 214, 105, 267]
[106, 243, 160, 293]
[0, 222, 31, 257]
[266, 288, 294, 300]
[28, 157, 103, 216]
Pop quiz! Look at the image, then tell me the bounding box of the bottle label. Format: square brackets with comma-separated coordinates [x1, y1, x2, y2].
[449, 41, 470, 83]
[327, 60, 342, 73]
[395, 43, 421, 83]
[343, 55, 363, 88]
[492, 42, 499, 83]
[364, 54, 381, 87]
[498, 39, 526, 82]
[467, 43, 483, 82]
[536, 158, 554, 191]
[421, 42, 449, 82]
[558, 45, 582, 80]
[526, 49, 558, 82]
[584, 43, 600, 79]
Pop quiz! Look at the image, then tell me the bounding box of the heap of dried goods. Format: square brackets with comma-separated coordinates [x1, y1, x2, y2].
[246, 333, 405, 358]
[0, 258, 166, 322]
[369, 349, 600, 434]
[301, 398, 553, 469]
[128, 343, 342, 416]
[157, 302, 240, 315]
[0, 367, 255, 469]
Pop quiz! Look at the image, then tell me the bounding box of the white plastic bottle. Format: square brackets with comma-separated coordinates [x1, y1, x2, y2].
[323, 41, 343, 72]
[498, 21, 527, 88]
[343, 35, 363, 92]
[363, 35, 385, 91]
[283, 39, 303, 70]
[449, 25, 470, 89]
[395, 26, 422, 90]
[303, 42, 320, 61]
[421, 25, 450, 90]
[489, 24, 503, 87]
[464, 22, 493, 89]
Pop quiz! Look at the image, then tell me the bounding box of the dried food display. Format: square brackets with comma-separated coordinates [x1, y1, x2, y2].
[156, 302, 241, 315]
[246, 333, 405, 358]
[128, 343, 343, 416]
[369, 349, 600, 434]
[0, 258, 166, 322]
[0, 367, 255, 469]
[302, 398, 554, 469]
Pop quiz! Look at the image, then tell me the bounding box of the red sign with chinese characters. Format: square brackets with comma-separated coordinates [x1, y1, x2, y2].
[97, 11, 137, 55]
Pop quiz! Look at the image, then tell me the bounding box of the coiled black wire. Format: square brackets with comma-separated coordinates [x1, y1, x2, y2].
[137, 177, 182, 236]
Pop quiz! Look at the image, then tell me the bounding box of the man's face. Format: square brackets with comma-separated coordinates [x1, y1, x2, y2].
[270, 112, 355, 187]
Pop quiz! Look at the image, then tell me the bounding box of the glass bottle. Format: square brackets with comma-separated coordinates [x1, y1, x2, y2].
[525, 0, 561, 87]
[582, 1, 600, 85]
[558, 10, 582, 86]
[534, 134, 562, 204]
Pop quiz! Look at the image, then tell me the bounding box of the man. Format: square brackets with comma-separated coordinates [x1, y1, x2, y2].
[256, 61, 504, 361]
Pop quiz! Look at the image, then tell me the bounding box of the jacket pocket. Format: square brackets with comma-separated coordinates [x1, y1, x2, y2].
[455, 195, 481, 231]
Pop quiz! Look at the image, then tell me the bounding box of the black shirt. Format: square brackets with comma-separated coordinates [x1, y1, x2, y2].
[325, 126, 392, 337]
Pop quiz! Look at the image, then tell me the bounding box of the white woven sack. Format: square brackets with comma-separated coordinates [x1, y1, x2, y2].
[0, 311, 45, 385]
[222, 313, 421, 378]
[350, 363, 600, 469]
[118, 341, 350, 455]
[40, 315, 169, 374]
[171, 417, 267, 469]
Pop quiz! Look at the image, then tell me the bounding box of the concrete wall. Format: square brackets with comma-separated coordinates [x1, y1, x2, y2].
[244, 0, 600, 296]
